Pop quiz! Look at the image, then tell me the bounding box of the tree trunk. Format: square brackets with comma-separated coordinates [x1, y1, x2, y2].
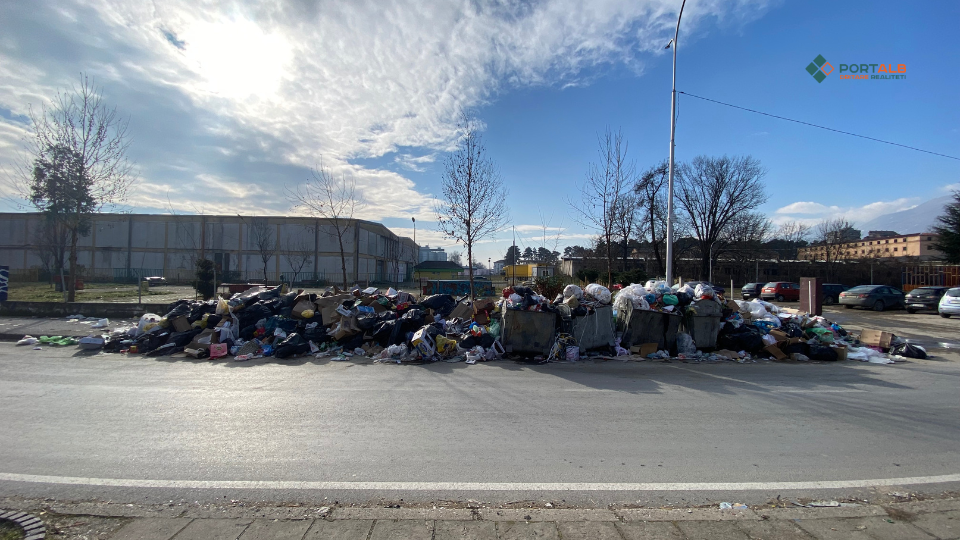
[67, 225, 78, 302]
[467, 240, 475, 300]
[648, 207, 663, 276]
[605, 232, 613, 286]
[700, 240, 711, 280]
[337, 232, 348, 288]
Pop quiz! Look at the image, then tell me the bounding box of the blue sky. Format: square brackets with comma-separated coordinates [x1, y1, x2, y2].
[1, 0, 958, 265]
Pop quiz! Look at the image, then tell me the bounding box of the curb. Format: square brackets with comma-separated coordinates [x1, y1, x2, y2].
[0, 509, 45, 540]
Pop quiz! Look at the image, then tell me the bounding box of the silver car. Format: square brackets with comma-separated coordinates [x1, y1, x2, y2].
[938, 287, 960, 318]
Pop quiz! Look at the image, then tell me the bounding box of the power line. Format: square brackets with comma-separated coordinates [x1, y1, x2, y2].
[678, 91, 960, 161]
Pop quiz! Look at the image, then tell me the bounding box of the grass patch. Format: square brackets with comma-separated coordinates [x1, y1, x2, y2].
[6, 282, 168, 302]
[0, 521, 23, 540]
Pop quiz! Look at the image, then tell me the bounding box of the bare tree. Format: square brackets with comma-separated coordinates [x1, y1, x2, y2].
[569, 127, 632, 285]
[675, 155, 768, 279]
[435, 112, 508, 299]
[611, 193, 645, 270]
[815, 217, 855, 281]
[775, 220, 811, 244]
[634, 161, 669, 275]
[288, 158, 364, 287]
[10, 74, 137, 301]
[248, 218, 275, 282]
[283, 232, 312, 285]
[448, 250, 463, 266]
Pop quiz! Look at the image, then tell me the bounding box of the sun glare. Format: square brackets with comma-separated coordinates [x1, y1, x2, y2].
[181, 19, 290, 99]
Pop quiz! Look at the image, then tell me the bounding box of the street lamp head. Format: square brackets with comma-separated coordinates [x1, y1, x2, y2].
[664, 39, 674, 49]
[412, 217, 415, 223]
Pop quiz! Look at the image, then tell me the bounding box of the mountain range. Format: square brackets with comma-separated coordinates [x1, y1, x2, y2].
[858, 195, 953, 235]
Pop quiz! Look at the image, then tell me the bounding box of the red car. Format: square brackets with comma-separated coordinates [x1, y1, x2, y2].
[761, 282, 800, 302]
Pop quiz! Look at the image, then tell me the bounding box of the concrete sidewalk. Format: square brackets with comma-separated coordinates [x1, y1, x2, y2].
[6, 499, 959, 539]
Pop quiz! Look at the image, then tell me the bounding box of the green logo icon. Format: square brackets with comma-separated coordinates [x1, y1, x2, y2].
[805, 54, 833, 83]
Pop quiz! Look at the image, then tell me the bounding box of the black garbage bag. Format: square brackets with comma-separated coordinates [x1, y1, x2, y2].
[479, 332, 496, 348]
[892, 343, 927, 359]
[513, 286, 533, 296]
[809, 344, 839, 361]
[371, 320, 395, 346]
[459, 334, 478, 349]
[717, 325, 764, 353]
[780, 322, 804, 338]
[136, 331, 170, 354]
[165, 328, 201, 347]
[257, 284, 284, 301]
[302, 323, 330, 344]
[237, 302, 273, 329]
[420, 294, 457, 317]
[239, 324, 258, 340]
[188, 300, 216, 321]
[274, 333, 310, 359]
[357, 313, 379, 330]
[163, 301, 192, 320]
[675, 291, 693, 306]
[338, 332, 365, 351]
[205, 314, 223, 328]
[782, 341, 810, 357]
[399, 309, 426, 333]
[279, 291, 299, 308]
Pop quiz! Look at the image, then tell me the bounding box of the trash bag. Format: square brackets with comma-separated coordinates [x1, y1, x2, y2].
[274, 333, 310, 359]
[676, 332, 697, 355]
[372, 320, 398, 347]
[279, 290, 299, 308]
[420, 294, 457, 317]
[563, 285, 584, 300]
[584, 284, 612, 304]
[780, 322, 804, 338]
[399, 309, 426, 333]
[165, 329, 201, 347]
[717, 325, 764, 353]
[237, 303, 273, 329]
[357, 312, 379, 330]
[163, 301, 192, 320]
[891, 343, 927, 359]
[808, 345, 839, 361]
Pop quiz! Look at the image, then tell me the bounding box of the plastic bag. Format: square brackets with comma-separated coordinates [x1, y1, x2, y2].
[216, 298, 230, 316]
[138, 313, 162, 333]
[694, 284, 715, 300]
[677, 332, 697, 355]
[891, 343, 927, 359]
[17, 336, 39, 346]
[563, 285, 584, 300]
[584, 284, 612, 304]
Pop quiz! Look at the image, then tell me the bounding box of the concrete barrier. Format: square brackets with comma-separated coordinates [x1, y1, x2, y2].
[0, 301, 170, 318]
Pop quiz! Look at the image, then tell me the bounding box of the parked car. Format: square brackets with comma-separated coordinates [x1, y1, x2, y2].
[740, 282, 764, 300]
[143, 276, 167, 286]
[839, 285, 905, 311]
[904, 286, 949, 314]
[760, 282, 800, 302]
[822, 284, 849, 305]
[679, 281, 726, 296]
[938, 287, 960, 318]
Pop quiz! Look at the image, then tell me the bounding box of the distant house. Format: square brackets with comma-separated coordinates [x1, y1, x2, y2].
[492, 259, 506, 273]
[418, 245, 447, 263]
[414, 260, 464, 280]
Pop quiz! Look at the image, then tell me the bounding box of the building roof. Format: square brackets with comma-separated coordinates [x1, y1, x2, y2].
[414, 260, 463, 270]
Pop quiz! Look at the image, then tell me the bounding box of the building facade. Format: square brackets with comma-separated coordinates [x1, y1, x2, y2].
[797, 232, 943, 262]
[0, 212, 418, 285]
[418, 245, 447, 263]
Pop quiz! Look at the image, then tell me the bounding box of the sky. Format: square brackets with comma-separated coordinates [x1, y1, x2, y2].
[1, 0, 958, 266]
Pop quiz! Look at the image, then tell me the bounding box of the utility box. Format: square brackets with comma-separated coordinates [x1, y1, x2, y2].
[800, 277, 823, 315]
[571, 305, 615, 351]
[501, 308, 557, 355]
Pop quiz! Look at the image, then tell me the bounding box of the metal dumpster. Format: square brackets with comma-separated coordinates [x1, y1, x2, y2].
[618, 303, 682, 353]
[571, 305, 615, 351]
[682, 299, 723, 349]
[501, 308, 557, 355]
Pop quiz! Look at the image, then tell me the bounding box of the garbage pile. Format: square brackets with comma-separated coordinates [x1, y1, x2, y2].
[33, 284, 512, 364]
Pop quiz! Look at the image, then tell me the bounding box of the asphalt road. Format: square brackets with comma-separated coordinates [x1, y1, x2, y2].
[1, 307, 959, 507]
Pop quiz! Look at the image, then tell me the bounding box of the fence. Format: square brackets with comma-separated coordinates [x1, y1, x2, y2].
[901, 265, 960, 292]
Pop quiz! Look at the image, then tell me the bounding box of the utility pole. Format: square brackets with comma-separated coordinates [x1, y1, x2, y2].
[664, 0, 687, 287]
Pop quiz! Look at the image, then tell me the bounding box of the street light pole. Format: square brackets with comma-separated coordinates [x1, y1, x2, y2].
[665, 0, 687, 287]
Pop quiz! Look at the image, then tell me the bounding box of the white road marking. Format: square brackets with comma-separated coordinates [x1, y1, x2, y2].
[1, 472, 958, 491]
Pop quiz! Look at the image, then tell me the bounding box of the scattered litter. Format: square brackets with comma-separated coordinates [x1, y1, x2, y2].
[17, 336, 39, 346]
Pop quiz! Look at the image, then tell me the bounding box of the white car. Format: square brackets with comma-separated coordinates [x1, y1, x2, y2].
[938, 287, 960, 318]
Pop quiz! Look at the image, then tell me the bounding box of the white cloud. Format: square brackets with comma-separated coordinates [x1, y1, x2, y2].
[0, 0, 773, 224]
[772, 197, 920, 227]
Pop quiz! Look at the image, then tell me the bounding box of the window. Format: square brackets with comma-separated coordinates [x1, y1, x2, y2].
[927, 237, 933, 241]
[893, 247, 898, 252]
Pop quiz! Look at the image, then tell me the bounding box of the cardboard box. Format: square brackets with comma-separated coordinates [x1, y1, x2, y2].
[187, 329, 215, 351]
[474, 311, 490, 326]
[632, 343, 658, 357]
[316, 294, 353, 323]
[715, 349, 741, 360]
[860, 329, 894, 349]
[292, 294, 316, 318]
[764, 344, 787, 360]
[768, 329, 788, 343]
[474, 299, 496, 313]
[831, 345, 848, 361]
[725, 299, 740, 311]
[169, 316, 191, 332]
[449, 301, 474, 320]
